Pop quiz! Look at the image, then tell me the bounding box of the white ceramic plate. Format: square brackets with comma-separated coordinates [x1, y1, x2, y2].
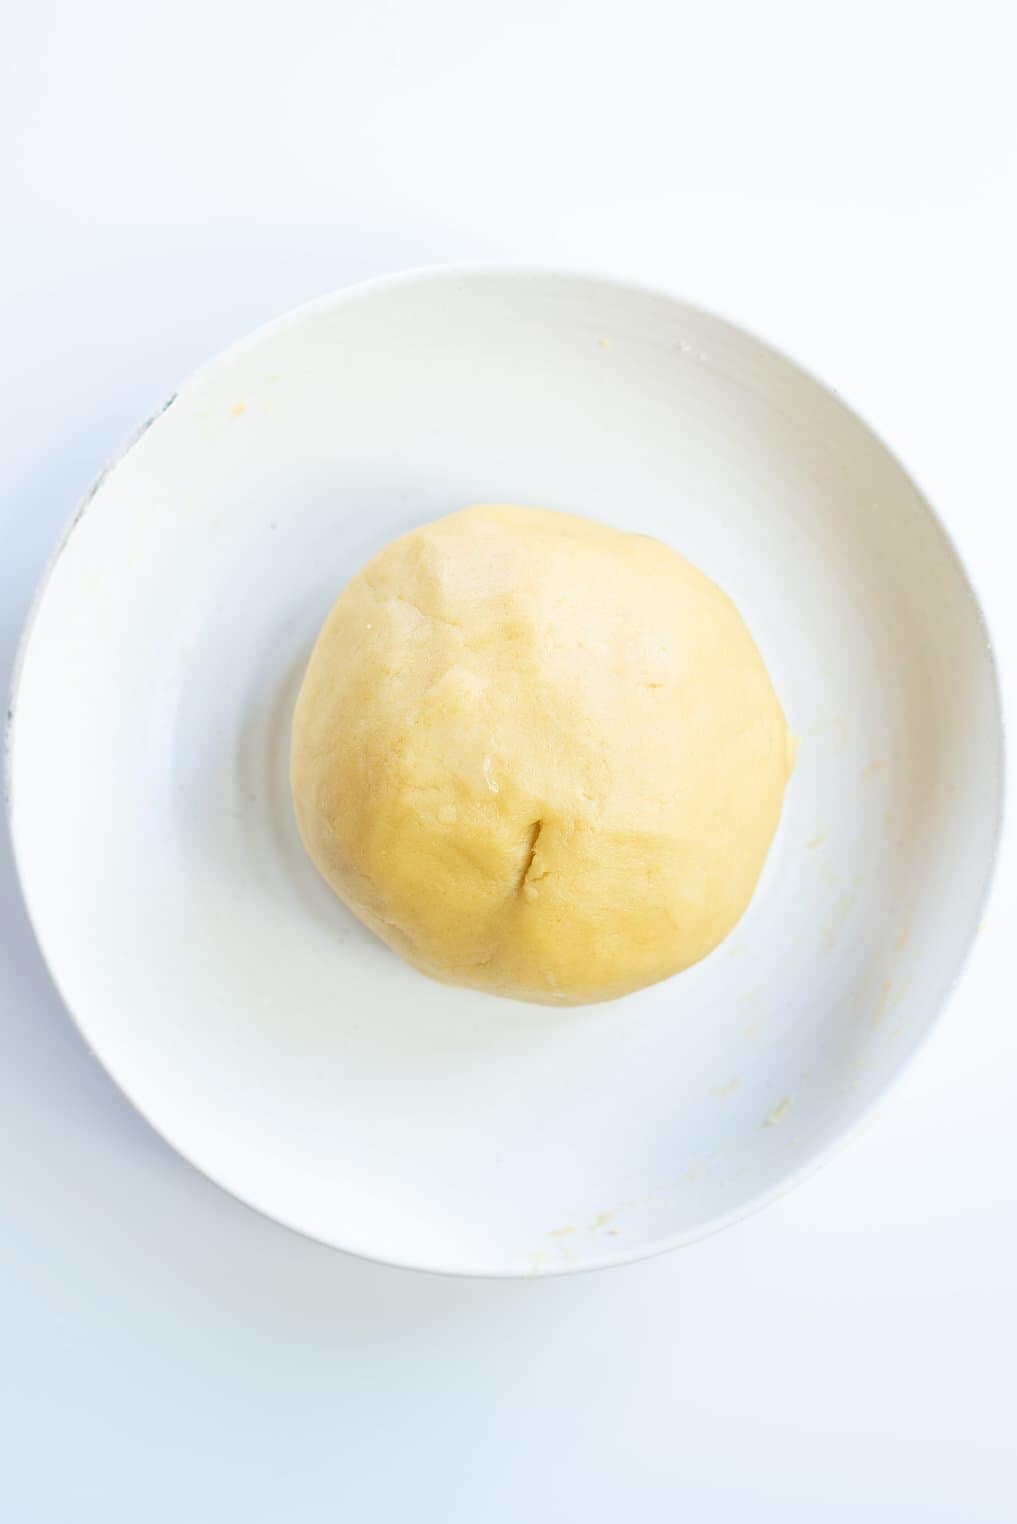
[7, 269, 1004, 1276]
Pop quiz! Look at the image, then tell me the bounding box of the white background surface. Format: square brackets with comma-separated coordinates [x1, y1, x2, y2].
[1, 2, 1014, 1519]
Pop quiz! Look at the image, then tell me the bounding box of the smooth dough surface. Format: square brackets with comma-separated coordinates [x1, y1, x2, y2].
[290, 505, 791, 1005]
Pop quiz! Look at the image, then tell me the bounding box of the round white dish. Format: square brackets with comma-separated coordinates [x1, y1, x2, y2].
[7, 268, 1004, 1276]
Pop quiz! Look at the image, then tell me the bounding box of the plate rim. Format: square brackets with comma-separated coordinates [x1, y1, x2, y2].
[5, 262, 1007, 1277]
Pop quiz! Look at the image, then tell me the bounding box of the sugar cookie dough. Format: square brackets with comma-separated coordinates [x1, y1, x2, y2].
[290, 505, 791, 1004]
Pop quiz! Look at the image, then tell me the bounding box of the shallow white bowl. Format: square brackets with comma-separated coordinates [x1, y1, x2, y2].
[7, 269, 1004, 1275]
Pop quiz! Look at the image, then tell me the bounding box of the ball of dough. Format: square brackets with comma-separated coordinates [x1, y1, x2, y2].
[291, 505, 790, 1005]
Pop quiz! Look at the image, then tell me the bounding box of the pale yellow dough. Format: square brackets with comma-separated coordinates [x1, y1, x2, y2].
[290, 505, 791, 1005]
